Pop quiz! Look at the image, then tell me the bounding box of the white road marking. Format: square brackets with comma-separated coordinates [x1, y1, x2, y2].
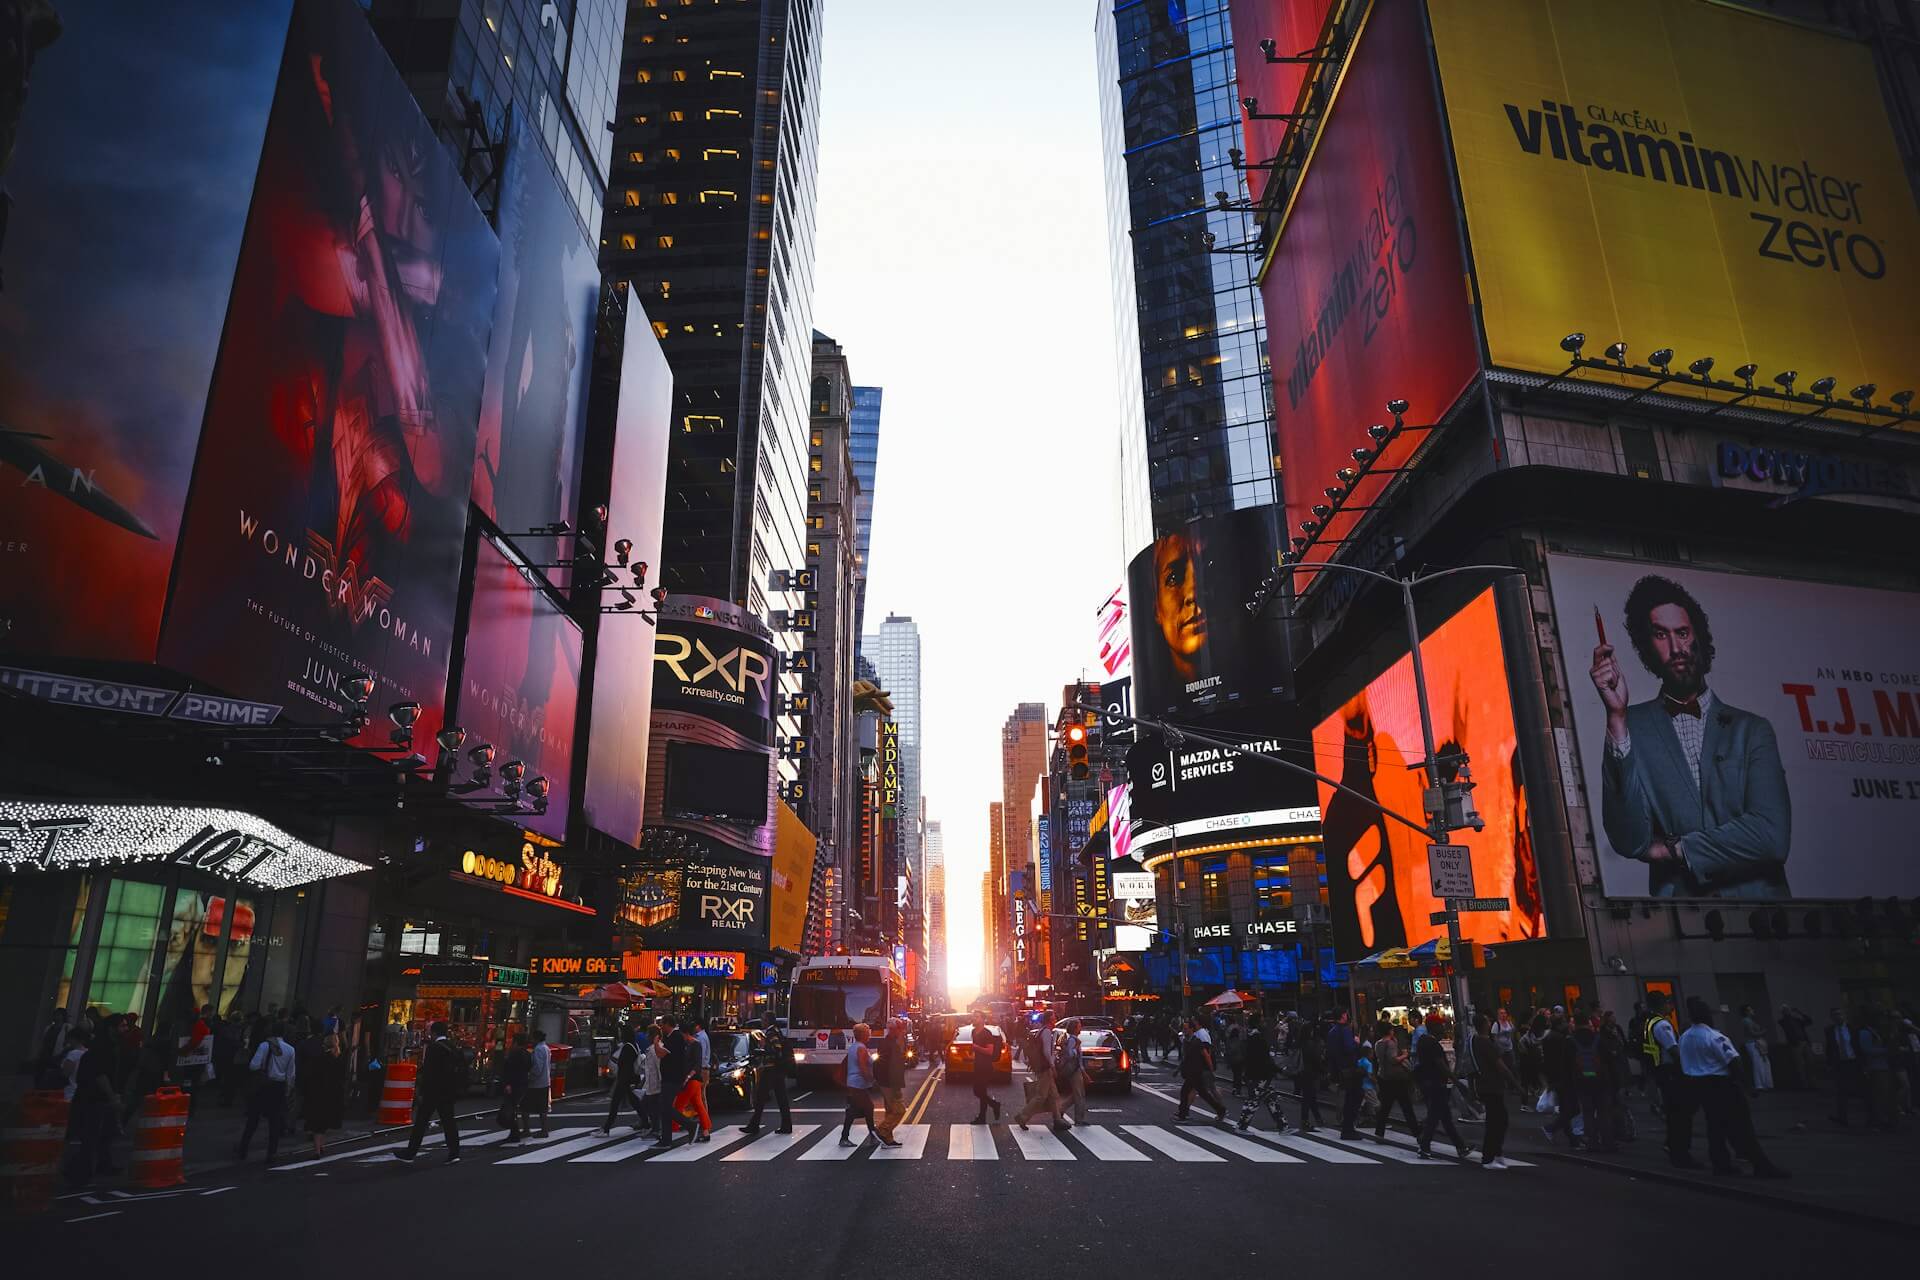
[66, 1212, 122, 1223]
[496, 1129, 618, 1164]
[722, 1125, 821, 1161]
[946, 1125, 998, 1160]
[649, 1124, 753, 1162]
[1121, 1124, 1225, 1162]
[1066, 1125, 1150, 1161]
[1312, 1130, 1440, 1164]
[1238, 1128, 1379, 1163]
[571, 1132, 668, 1163]
[1008, 1125, 1076, 1160]
[1180, 1126, 1305, 1163]
[798, 1131, 869, 1160]
[870, 1124, 930, 1160]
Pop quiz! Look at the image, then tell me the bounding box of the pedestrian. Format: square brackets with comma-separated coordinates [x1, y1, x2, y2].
[1370, 1017, 1417, 1139]
[1778, 1004, 1814, 1090]
[65, 1027, 121, 1186]
[1015, 1011, 1070, 1132]
[1569, 1014, 1619, 1153]
[1517, 1011, 1548, 1110]
[121, 1019, 175, 1127]
[1740, 1005, 1774, 1093]
[1857, 1008, 1895, 1131]
[183, 1004, 214, 1113]
[1294, 1014, 1327, 1131]
[743, 1022, 794, 1135]
[301, 1032, 348, 1158]
[1468, 1012, 1521, 1169]
[1238, 1017, 1285, 1132]
[1326, 1008, 1364, 1140]
[1826, 1007, 1863, 1125]
[499, 1033, 533, 1143]
[636, 1018, 663, 1135]
[523, 1029, 552, 1138]
[1058, 1017, 1089, 1125]
[1172, 1014, 1230, 1129]
[599, 1024, 650, 1135]
[34, 1007, 69, 1091]
[1414, 1012, 1469, 1161]
[966, 1011, 1003, 1124]
[1226, 1015, 1247, 1095]
[671, 1016, 713, 1142]
[871, 1017, 909, 1147]
[215, 1012, 246, 1107]
[236, 1021, 296, 1162]
[1540, 1015, 1579, 1147]
[652, 1017, 692, 1150]
[1680, 998, 1787, 1178]
[57, 1026, 91, 1102]
[839, 1022, 881, 1148]
[395, 1021, 463, 1164]
[1641, 991, 1694, 1167]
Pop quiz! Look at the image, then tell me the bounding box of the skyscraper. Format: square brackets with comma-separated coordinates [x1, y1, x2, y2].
[601, 0, 825, 623]
[998, 702, 1048, 988]
[849, 385, 883, 637]
[868, 615, 923, 950]
[925, 818, 945, 1006]
[987, 801, 1007, 990]
[1096, 0, 1276, 552]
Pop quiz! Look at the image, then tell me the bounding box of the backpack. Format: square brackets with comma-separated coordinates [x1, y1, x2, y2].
[1301, 1031, 1327, 1070]
[1574, 1034, 1601, 1080]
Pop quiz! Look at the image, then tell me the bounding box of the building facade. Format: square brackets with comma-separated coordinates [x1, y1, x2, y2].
[849, 385, 884, 638]
[996, 703, 1049, 994]
[925, 818, 946, 1008]
[867, 615, 924, 952]
[1095, 0, 1276, 548]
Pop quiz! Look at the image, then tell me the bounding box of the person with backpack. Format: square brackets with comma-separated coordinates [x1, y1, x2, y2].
[1058, 1018, 1090, 1125]
[873, 1017, 909, 1146]
[395, 1021, 462, 1164]
[1413, 1011, 1470, 1160]
[498, 1034, 533, 1143]
[597, 1023, 649, 1135]
[522, 1029, 553, 1138]
[743, 1022, 795, 1136]
[1174, 1014, 1230, 1128]
[1517, 1011, 1549, 1111]
[1372, 1017, 1419, 1139]
[1015, 1011, 1070, 1132]
[839, 1022, 884, 1148]
[1568, 1015, 1619, 1153]
[967, 1011, 1004, 1124]
[235, 1021, 296, 1162]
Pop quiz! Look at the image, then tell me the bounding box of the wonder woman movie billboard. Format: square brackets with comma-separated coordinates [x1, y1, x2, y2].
[472, 118, 600, 576]
[455, 536, 582, 841]
[159, 0, 498, 754]
[1312, 588, 1546, 957]
[0, 1, 290, 663]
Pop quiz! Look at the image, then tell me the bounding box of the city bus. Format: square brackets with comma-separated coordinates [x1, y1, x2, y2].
[785, 954, 906, 1082]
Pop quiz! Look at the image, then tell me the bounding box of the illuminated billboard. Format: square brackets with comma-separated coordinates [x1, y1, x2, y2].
[1258, 0, 1479, 579]
[770, 801, 816, 955]
[1311, 588, 1546, 957]
[0, 1, 291, 663]
[1547, 555, 1920, 900]
[1127, 506, 1292, 719]
[1126, 703, 1319, 856]
[580, 304, 672, 848]
[1429, 0, 1920, 405]
[158, 0, 498, 757]
[454, 536, 581, 841]
[472, 119, 601, 573]
[1229, 0, 1336, 204]
[615, 850, 769, 952]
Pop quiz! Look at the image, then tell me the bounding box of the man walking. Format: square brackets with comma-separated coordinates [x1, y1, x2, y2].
[1371, 1017, 1417, 1139]
[1015, 1011, 1069, 1132]
[394, 1021, 462, 1164]
[523, 1029, 552, 1138]
[597, 1023, 648, 1135]
[1469, 1012, 1522, 1169]
[1826, 1007, 1862, 1125]
[743, 1023, 794, 1135]
[1327, 1009, 1364, 1140]
[1681, 998, 1787, 1178]
[967, 1011, 1003, 1124]
[1173, 1015, 1230, 1128]
[236, 1022, 297, 1162]
[1058, 1018, 1089, 1125]
[873, 1017, 909, 1145]
[1414, 1012, 1469, 1160]
[653, 1018, 692, 1149]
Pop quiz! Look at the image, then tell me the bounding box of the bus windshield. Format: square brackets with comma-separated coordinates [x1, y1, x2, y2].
[790, 976, 888, 1029]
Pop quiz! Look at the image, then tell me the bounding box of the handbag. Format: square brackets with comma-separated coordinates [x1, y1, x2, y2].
[1535, 1087, 1557, 1112]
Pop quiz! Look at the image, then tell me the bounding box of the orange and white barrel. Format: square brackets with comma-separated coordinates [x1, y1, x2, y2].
[129, 1087, 189, 1188]
[548, 1044, 571, 1099]
[379, 1060, 418, 1126]
[2, 1090, 69, 1214]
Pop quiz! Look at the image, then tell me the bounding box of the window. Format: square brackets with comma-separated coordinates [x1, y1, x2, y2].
[668, 109, 685, 122]
[627, 150, 645, 165]
[810, 429, 824, 447]
[808, 485, 823, 503]
[660, 191, 679, 205]
[683, 414, 725, 433]
[808, 456, 823, 474]
[1251, 852, 1292, 919]
[706, 108, 741, 121]
[710, 68, 744, 79]
[1200, 858, 1230, 922]
[703, 147, 740, 160]
[652, 321, 668, 339]
[623, 189, 642, 206]
[619, 233, 637, 250]
[671, 69, 687, 82]
[699, 189, 738, 204]
[656, 234, 675, 249]
[807, 514, 825, 530]
[806, 542, 821, 557]
[635, 68, 652, 83]
[664, 148, 681, 161]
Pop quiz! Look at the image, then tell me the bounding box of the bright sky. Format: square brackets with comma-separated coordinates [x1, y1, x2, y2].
[811, 0, 1125, 1004]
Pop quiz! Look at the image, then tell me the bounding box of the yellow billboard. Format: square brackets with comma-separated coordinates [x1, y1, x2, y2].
[1429, 0, 1920, 408]
[771, 800, 817, 955]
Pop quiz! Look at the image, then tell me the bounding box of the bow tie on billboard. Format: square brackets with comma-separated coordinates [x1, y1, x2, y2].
[1664, 696, 1702, 719]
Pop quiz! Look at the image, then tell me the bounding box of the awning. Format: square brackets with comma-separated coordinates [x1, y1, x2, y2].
[1353, 947, 1417, 970]
[1408, 937, 1453, 965]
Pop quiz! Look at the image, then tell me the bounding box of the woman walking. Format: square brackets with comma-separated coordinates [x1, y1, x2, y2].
[1740, 1005, 1774, 1093]
[839, 1022, 881, 1148]
[301, 1033, 348, 1158]
[1371, 1017, 1419, 1139]
[498, 1034, 533, 1144]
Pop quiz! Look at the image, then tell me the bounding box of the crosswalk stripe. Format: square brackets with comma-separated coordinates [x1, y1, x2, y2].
[1179, 1126, 1305, 1163]
[650, 1125, 753, 1163]
[946, 1125, 997, 1160]
[1067, 1125, 1150, 1161]
[497, 1129, 617, 1165]
[1121, 1125, 1224, 1162]
[798, 1130, 867, 1160]
[571, 1132, 667, 1164]
[870, 1125, 930, 1160]
[275, 1141, 406, 1170]
[1368, 1127, 1533, 1166]
[1237, 1128, 1378, 1164]
[1311, 1131, 1441, 1164]
[722, 1125, 821, 1161]
[1008, 1125, 1075, 1160]
[354, 1128, 518, 1164]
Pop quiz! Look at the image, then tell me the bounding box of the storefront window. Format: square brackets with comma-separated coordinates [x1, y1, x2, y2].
[59, 878, 167, 1018]
[1200, 858, 1229, 923]
[1251, 852, 1291, 918]
[216, 894, 264, 1017]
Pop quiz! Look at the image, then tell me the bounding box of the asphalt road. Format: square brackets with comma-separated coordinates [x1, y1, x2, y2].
[7, 1058, 1907, 1270]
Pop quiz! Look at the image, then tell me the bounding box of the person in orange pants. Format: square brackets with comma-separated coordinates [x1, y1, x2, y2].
[670, 1016, 712, 1141]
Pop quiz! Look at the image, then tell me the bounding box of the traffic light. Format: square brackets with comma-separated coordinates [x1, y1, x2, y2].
[1066, 722, 1090, 780]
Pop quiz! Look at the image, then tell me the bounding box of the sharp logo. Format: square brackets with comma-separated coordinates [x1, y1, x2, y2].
[655, 632, 771, 702]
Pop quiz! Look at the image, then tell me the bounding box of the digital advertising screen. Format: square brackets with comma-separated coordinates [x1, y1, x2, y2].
[472, 118, 601, 572]
[1257, 0, 1479, 584]
[1126, 702, 1320, 856]
[664, 741, 770, 825]
[1311, 588, 1546, 958]
[615, 848, 769, 952]
[0, 1, 291, 664]
[158, 0, 498, 756]
[1547, 555, 1920, 900]
[454, 536, 582, 841]
[1429, 0, 1920, 412]
[1126, 505, 1292, 720]
[580, 303, 672, 847]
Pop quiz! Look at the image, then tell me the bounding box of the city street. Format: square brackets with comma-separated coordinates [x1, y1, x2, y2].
[10, 1060, 1910, 1269]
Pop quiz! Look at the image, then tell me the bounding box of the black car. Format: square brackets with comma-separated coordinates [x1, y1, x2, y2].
[706, 1029, 762, 1109]
[1076, 1028, 1134, 1093]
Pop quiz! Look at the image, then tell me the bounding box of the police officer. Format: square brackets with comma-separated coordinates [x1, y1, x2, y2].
[1644, 990, 1695, 1168]
[742, 1023, 794, 1135]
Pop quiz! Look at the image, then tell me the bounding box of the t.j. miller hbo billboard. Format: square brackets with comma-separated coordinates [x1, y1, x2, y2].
[1549, 555, 1920, 900]
[1429, 0, 1920, 406]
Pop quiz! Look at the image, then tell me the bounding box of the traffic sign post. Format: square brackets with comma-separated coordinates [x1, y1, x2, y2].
[1427, 845, 1475, 899]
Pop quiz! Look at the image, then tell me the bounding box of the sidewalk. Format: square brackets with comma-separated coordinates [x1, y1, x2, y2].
[1511, 1082, 1920, 1232]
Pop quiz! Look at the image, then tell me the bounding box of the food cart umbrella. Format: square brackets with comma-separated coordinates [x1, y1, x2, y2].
[1354, 947, 1416, 970]
[1203, 990, 1252, 1008]
[582, 981, 665, 1004]
[1408, 937, 1452, 965]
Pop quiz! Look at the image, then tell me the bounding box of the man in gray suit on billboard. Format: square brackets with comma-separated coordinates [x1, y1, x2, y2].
[1589, 575, 1791, 898]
